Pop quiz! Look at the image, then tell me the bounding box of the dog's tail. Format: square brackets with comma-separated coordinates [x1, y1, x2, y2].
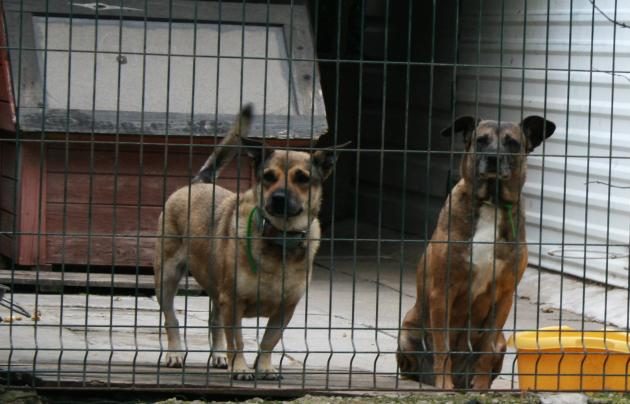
[193, 104, 253, 184]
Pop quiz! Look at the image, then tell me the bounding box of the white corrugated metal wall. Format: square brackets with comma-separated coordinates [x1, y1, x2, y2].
[456, 0, 630, 288]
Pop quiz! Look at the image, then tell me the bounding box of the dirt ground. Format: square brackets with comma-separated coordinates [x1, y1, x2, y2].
[3, 388, 630, 404]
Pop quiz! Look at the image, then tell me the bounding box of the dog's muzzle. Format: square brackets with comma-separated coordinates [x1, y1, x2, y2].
[478, 155, 512, 180]
[266, 189, 303, 217]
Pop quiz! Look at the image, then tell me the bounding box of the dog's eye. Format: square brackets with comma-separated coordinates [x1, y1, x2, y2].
[504, 137, 520, 151]
[294, 170, 310, 184]
[263, 171, 277, 183]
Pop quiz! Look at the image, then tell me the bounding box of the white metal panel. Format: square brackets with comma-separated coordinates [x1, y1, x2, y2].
[457, 0, 630, 287]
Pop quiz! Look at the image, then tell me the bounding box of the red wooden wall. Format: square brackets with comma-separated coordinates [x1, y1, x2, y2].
[1, 138, 252, 268]
[0, 5, 18, 262]
[44, 142, 251, 267]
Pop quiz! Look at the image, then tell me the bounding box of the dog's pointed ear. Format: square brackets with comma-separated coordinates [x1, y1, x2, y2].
[312, 141, 351, 181]
[521, 115, 556, 153]
[241, 137, 268, 170]
[440, 116, 478, 144]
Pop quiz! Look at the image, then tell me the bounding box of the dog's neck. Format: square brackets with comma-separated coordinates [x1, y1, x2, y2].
[253, 207, 308, 250]
[473, 181, 520, 240]
[484, 179, 504, 205]
[472, 178, 522, 206]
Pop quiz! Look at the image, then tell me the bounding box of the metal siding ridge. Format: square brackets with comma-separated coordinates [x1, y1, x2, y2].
[456, 0, 630, 287]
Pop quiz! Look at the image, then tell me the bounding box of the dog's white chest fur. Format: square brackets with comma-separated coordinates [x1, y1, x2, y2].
[470, 204, 504, 299]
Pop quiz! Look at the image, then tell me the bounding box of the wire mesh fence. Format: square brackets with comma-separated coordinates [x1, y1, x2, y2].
[0, 0, 630, 395]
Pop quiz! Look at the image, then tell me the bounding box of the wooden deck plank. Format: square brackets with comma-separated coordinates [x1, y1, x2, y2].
[0, 269, 201, 291]
[0, 265, 530, 392]
[0, 290, 423, 392]
[2, 361, 421, 392]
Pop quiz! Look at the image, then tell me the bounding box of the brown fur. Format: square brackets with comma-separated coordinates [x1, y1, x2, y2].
[153, 109, 345, 380]
[397, 116, 555, 389]
[193, 104, 252, 184]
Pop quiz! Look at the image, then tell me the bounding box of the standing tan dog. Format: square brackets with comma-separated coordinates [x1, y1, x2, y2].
[397, 115, 555, 389]
[154, 104, 345, 380]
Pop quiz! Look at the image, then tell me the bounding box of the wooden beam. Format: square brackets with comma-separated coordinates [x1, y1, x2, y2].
[0, 4, 16, 132]
[0, 269, 201, 291]
[16, 143, 47, 266]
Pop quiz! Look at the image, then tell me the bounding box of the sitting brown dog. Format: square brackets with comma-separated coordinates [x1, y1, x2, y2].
[153, 104, 345, 380]
[397, 115, 555, 389]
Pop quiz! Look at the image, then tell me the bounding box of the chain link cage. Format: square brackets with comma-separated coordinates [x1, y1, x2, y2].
[1, 0, 629, 397]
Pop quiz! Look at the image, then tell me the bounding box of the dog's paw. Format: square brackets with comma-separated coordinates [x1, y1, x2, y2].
[165, 352, 185, 368]
[471, 374, 492, 390]
[211, 354, 228, 369]
[434, 375, 455, 390]
[232, 370, 255, 381]
[256, 369, 283, 381]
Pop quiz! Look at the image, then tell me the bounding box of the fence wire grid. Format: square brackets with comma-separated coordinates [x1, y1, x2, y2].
[0, 0, 630, 395]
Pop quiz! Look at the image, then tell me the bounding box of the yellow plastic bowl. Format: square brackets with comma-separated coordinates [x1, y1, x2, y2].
[508, 326, 630, 391]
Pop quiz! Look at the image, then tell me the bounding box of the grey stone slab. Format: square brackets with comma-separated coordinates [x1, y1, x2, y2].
[538, 393, 589, 404]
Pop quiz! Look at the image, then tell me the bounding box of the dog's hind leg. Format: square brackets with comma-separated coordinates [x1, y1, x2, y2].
[254, 303, 297, 380]
[397, 302, 434, 385]
[210, 302, 228, 368]
[155, 257, 187, 368]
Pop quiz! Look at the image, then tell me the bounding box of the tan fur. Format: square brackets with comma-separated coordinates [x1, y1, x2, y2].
[154, 145, 340, 380]
[397, 117, 554, 389]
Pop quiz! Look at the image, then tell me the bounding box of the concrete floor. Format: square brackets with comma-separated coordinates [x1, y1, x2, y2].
[0, 220, 618, 392]
[0, 250, 610, 392]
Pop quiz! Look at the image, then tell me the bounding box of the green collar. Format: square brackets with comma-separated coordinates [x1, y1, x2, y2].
[504, 203, 517, 240]
[481, 200, 518, 240]
[245, 206, 308, 273]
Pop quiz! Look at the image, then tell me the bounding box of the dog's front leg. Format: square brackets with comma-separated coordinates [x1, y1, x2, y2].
[221, 301, 253, 380]
[429, 288, 456, 389]
[471, 329, 507, 390]
[471, 331, 507, 390]
[471, 289, 512, 389]
[254, 303, 297, 380]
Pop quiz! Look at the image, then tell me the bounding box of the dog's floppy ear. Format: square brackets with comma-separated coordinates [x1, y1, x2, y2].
[241, 137, 269, 171]
[440, 116, 478, 145]
[312, 141, 351, 181]
[520, 115, 556, 153]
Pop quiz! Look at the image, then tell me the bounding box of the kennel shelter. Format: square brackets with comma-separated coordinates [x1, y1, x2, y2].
[0, 0, 326, 269]
[1, 0, 630, 397]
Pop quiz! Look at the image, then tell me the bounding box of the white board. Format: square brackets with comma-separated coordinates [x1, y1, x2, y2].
[32, 17, 295, 116]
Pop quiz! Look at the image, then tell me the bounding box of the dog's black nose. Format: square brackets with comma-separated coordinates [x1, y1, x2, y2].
[271, 191, 287, 212]
[268, 189, 302, 217]
[486, 156, 497, 172]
